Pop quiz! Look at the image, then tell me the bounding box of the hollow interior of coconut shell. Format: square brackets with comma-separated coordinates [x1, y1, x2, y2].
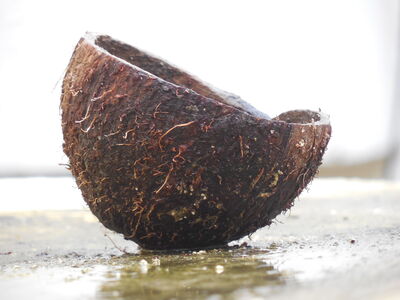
[93, 35, 326, 126]
[275, 110, 323, 125]
[94, 35, 238, 108]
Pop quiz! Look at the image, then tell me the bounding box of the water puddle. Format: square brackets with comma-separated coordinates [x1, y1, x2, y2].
[98, 247, 286, 300]
[1, 246, 291, 300]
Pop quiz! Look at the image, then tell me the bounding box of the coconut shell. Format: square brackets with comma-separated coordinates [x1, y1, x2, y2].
[61, 33, 331, 250]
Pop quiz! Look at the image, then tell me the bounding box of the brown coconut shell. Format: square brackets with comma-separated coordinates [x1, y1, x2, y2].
[61, 33, 331, 250]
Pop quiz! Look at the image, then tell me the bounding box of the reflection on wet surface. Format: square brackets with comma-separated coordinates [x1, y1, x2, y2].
[0, 246, 290, 300]
[98, 248, 284, 300]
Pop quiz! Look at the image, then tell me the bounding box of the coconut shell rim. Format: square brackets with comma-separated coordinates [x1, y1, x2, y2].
[81, 32, 330, 128]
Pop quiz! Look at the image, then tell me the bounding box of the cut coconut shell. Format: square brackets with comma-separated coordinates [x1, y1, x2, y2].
[61, 33, 331, 250]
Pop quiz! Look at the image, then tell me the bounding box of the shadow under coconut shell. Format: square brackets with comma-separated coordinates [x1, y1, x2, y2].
[98, 246, 285, 300]
[137, 242, 234, 254]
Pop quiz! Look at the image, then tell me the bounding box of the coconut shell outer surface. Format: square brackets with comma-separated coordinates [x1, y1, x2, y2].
[61, 34, 331, 250]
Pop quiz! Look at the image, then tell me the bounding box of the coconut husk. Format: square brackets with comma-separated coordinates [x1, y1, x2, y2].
[61, 33, 331, 250]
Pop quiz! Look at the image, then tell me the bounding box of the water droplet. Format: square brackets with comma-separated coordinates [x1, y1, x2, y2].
[139, 259, 149, 274]
[215, 265, 224, 274]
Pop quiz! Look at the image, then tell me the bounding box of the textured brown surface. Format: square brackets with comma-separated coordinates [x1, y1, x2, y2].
[61, 34, 331, 250]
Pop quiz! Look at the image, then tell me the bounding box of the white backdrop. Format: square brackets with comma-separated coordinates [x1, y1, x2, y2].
[0, 0, 398, 176]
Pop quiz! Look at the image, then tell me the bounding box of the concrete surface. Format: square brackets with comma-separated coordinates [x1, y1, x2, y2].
[0, 177, 400, 300]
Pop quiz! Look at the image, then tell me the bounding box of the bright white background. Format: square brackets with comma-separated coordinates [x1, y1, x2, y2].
[0, 0, 399, 176]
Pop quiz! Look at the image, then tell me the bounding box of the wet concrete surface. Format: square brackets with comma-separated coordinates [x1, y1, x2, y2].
[0, 178, 400, 299]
